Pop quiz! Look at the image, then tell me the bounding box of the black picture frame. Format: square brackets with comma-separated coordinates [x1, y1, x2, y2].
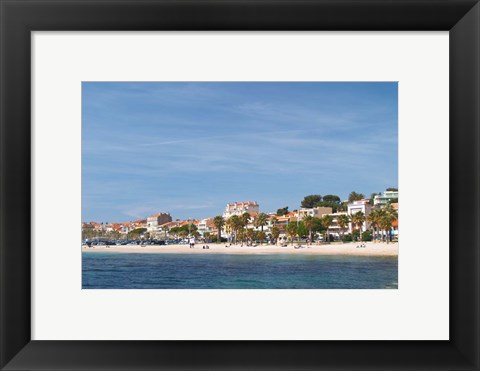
[1, 0, 479, 370]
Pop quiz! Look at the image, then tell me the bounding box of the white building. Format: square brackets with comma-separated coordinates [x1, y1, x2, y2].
[223, 201, 259, 218]
[325, 212, 349, 237]
[197, 218, 215, 236]
[347, 199, 371, 233]
[374, 190, 399, 207]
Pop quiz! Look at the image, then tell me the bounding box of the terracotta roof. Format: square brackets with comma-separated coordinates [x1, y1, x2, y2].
[160, 221, 182, 228]
[179, 220, 196, 226]
[227, 201, 258, 207]
[206, 220, 216, 228]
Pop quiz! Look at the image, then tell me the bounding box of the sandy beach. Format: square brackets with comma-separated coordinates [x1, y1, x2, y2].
[82, 241, 398, 256]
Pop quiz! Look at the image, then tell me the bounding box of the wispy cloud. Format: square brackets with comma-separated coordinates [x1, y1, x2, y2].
[82, 82, 398, 221]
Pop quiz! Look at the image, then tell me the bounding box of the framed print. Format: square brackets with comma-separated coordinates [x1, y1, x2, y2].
[32, 32, 447, 342]
[1, 0, 479, 370]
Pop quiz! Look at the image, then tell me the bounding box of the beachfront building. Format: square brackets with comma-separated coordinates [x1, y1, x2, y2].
[274, 211, 299, 241]
[116, 219, 147, 235]
[146, 212, 172, 232]
[374, 190, 399, 207]
[261, 213, 279, 233]
[223, 201, 259, 218]
[275, 211, 298, 228]
[347, 199, 372, 233]
[159, 220, 183, 234]
[146, 213, 172, 237]
[119, 222, 134, 234]
[325, 212, 349, 238]
[92, 222, 106, 232]
[297, 206, 332, 221]
[131, 219, 147, 230]
[197, 218, 208, 236]
[197, 218, 216, 237]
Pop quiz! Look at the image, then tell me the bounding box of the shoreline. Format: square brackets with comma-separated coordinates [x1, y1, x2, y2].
[81, 242, 398, 256]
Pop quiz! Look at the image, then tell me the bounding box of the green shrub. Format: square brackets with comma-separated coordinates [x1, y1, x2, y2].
[361, 230, 373, 241]
[341, 233, 353, 242]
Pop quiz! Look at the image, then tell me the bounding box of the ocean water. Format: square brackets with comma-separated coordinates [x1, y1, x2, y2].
[82, 252, 398, 289]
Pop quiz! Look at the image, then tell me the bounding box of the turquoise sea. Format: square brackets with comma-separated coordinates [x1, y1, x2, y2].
[82, 252, 398, 289]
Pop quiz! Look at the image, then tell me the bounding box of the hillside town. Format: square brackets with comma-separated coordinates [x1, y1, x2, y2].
[82, 189, 398, 245]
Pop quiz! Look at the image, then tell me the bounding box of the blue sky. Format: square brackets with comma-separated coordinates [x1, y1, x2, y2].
[82, 82, 397, 222]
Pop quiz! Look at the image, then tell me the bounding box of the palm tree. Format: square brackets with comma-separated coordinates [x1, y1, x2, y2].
[213, 215, 225, 243]
[237, 228, 247, 246]
[303, 215, 315, 244]
[336, 214, 350, 241]
[227, 215, 240, 244]
[381, 204, 398, 243]
[322, 214, 334, 243]
[204, 232, 211, 241]
[348, 191, 365, 203]
[257, 231, 267, 245]
[240, 212, 250, 227]
[270, 226, 280, 245]
[240, 212, 251, 245]
[245, 228, 255, 246]
[351, 211, 366, 241]
[286, 222, 297, 245]
[367, 210, 380, 242]
[254, 212, 268, 232]
[269, 216, 278, 240]
[379, 214, 393, 243]
[270, 216, 278, 227]
[224, 218, 233, 242]
[384, 203, 398, 218]
[163, 226, 169, 240]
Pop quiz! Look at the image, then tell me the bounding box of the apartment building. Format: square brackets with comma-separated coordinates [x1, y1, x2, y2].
[223, 201, 259, 218]
[347, 199, 372, 232]
[146, 212, 172, 232]
[374, 190, 399, 207]
[297, 206, 333, 220]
